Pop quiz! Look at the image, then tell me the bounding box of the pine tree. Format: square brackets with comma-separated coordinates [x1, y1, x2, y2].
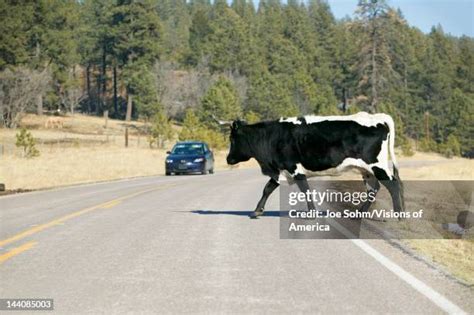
[206, 5, 254, 74]
[111, 0, 162, 121]
[15, 128, 40, 158]
[199, 76, 242, 128]
[247, 73, 298, 119]
[0, 1, 34, 69]
[353, 0, 394, 112]
[158, 0, 191, 63]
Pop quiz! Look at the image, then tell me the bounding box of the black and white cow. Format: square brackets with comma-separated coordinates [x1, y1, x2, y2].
[225, 112, 404, 219]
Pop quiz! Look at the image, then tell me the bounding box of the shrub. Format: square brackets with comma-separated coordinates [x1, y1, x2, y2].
[401, 141, 414, 156]
[179, 109, 228, 150]
[244, 111, 261, 124]
[440, 134, 461, 158]
[15, 128, 40, 158]
[418, 138, 438, 152]
[149, 111, 174, 149]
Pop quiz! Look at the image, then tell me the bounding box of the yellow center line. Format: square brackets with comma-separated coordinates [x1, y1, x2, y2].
[0, 184, 176, 248]
[0, 241, 38, 264]
[100, 200, 122, 209]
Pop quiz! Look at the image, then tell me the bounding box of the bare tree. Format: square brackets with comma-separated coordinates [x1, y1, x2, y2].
[0, 68, 51, 128]
[60, 68, 85, 115]
[153, 61, 248, 120]
[153, 61, 215, 118]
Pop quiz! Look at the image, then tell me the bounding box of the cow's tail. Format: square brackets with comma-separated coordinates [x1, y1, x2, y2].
[385, 114, 399, 179]
[385, 114, 405, 211]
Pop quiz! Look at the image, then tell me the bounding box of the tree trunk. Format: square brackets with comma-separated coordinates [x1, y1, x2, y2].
[370, 38, 377, 113]
[96, 73, 101, 116]
[101, 44, 107, 110]
[86, 64, 92, 113]
[113, 66, 118, 117]
[0, 101, 4, 127]
[126, 92, 133, 121]
[35, 35, 43, 116]
[404, 63, 408, 112]
[36, 94, 43, 116]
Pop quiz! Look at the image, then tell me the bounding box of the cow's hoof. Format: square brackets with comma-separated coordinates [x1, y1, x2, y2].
[250, 211, 263, 219]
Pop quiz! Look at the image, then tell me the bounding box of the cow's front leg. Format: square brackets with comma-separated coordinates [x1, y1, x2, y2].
[251, 178, 280, 219]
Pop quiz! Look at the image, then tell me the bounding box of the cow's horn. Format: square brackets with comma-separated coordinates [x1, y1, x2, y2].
[211, 114, 232, 126]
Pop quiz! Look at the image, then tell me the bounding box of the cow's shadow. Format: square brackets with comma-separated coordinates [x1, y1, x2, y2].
[191, 210, 288, 218]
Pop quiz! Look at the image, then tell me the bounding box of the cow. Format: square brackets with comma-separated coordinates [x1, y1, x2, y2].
[44, 117, 64, 129]
[225, 112, 404, 219]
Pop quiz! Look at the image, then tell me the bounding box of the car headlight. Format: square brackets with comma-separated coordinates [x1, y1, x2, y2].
[166, 159, 173, 163]
[193, 158, 204, 163]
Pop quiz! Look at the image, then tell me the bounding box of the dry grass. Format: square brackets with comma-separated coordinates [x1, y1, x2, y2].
[0, 113, 255, 190]
[359, 179, 474, 285]
[1, 147, 164, 190]
[398, 152, 474, 180]
[0, 146, 255, 190]
[407, 239, 474, 285]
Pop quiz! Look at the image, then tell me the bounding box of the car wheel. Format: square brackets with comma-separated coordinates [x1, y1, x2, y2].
[209, 168, 214, 174]
[165, 172, 171, 176]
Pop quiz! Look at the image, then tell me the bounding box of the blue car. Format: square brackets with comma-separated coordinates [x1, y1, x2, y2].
[165, 141, 214, 175]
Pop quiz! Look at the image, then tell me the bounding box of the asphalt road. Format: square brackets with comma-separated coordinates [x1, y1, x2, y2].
[0, 169, 472, 314]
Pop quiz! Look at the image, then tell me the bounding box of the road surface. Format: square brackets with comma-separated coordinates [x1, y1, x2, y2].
[1, 169, 472, 313]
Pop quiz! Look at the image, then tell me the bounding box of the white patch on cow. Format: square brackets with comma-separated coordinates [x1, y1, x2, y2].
[279, 117, 302, 125]
[280, 140, 394, 183]
[292, 163, 306, 176]
[278, 112, 397, 182]
[281, 161, 364, 182]
[336, 158, 371, 173]
[279, 112, 392, 129]
[373, 138, 393, 179]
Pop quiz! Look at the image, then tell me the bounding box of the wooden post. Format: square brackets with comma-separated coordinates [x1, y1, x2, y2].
[37, 94, 43, 116]
[126, 94, 133, 122]
[104, 110, 109, 129]
[125, 127, 129, 148]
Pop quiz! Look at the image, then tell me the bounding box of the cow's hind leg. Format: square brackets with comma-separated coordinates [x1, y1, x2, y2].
[360, 172, 380, 213]
[251, 177, 279, 219]
[372, 166, 404, 215]
[294, 174, 317, 212]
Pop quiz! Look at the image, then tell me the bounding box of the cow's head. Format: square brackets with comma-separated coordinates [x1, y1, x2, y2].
[227, 120, 252, 165]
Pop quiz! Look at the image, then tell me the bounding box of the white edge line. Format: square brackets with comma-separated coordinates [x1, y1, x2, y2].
[328, 219, 467, 315]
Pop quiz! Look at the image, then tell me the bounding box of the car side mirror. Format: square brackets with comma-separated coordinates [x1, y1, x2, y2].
[166, 151, 171, 154]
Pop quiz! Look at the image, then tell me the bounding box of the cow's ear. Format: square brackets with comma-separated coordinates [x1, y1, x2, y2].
[232, 120, 240, 130]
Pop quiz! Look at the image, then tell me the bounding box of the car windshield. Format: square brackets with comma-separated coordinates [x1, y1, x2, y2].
[171, 144, 204, 155]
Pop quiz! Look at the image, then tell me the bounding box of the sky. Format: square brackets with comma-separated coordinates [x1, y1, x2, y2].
[327, 0, 474, 37]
